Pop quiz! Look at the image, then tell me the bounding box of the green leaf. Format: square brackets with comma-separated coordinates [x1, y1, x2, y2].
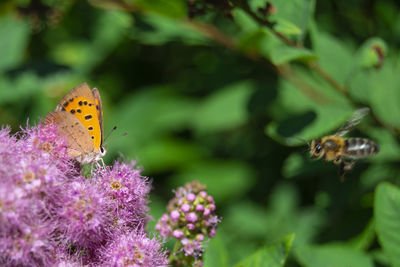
[295, 244, 374, 267]
[374, 182, 400, 267]
[270, 46, 316, 65]
[249, 0, 315, 40]
[367, 57, 400, 129]
[349, 56, 400, 130]
[193, 81, 255, 134]
[371, 249, 392, 267]
[135, 0, 187, 18]
[225, 201, 271, 239]
[273, 18, 302, 36]
[232, 8, 260, 33]
[204, 235, 230, 267]
[0, 15, 30, 72]
[133, 13, 208, 45]
[170, 160, 256, 203]
[233, 9, 316, 64]
[90, 0, 187, 18]
[282, 152, 327, 178]
[108, 87, 199, 165]
[235, 234, 294, 267]
[146, 194, 167, 234]
[348, 219, 376, 251]
[265, 70, 353, 144]
[133, 137, 204, 172]
[360, 163, 396, 189]
[310, 26, 354, 85]
[51, 10, 132, 72]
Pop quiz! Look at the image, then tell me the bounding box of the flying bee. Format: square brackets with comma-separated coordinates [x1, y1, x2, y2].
[309, 107, 379, 179]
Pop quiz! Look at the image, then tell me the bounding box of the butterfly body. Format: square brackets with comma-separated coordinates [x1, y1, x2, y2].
[45, 83, 106, 163]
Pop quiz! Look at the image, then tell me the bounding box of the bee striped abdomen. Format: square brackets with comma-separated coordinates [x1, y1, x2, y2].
[344, 138, 379, 158]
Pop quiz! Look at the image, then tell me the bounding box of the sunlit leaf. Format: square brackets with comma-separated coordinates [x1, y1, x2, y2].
[265, 69, 353, 144]
[310, 25, 354, 85]
[235, 234, 294, 267]
[295, 244, 374, 267]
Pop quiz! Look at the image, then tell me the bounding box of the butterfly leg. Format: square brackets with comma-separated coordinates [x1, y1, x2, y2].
[96, 158, 107, 171]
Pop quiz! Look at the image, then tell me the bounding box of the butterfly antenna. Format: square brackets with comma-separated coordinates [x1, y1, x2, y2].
[103, 126, 128, 146]
[104, 126, 117, 143]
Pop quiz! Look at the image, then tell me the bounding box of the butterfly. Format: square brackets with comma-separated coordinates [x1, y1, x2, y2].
[44, 83, 106, 164]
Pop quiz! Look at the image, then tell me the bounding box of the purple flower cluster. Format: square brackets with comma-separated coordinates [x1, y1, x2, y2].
[156, 181, 220, 267]
[0, 124, 167, 266]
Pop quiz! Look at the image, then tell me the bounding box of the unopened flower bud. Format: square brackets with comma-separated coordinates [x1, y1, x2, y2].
[170, 210, 180, 221]
[186, 212, 198, 223]
[187, 193, 196, 202]
[181, 203, 190, 213]
[173, 229, 184, 239]
[195, 204, 204, 212]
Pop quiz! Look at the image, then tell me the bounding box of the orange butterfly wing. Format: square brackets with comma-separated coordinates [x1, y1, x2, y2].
[55, 83, 103, 153]
[44, 111, 95, 158]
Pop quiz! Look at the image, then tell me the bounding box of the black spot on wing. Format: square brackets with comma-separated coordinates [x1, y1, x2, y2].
[85, 115, 93, 120]
[88, 126, 93, 131]
[70, 109, 76, 114]
[78, 101, 83, 106]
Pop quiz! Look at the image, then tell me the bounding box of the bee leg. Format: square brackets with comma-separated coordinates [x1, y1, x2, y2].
[339, 160, 355, 182]
[339, 162, 346, 182]
[333, 156, 342, 165]
[343, 160, 355, 172]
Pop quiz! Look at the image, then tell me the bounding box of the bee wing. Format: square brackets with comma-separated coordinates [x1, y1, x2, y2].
[334, 107, 370, 137]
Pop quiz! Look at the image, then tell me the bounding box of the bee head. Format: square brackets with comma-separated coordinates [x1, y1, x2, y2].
[310, 138, 324, 159]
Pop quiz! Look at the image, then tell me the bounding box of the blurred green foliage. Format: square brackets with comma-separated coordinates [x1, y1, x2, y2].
[1, 0, 400, 266]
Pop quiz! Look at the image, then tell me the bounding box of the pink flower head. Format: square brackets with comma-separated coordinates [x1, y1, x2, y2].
[94, 161, 151, 230]
[0, 123, 160, 266]
[57, 179, 111, 249]
[100, 231, 168, 266]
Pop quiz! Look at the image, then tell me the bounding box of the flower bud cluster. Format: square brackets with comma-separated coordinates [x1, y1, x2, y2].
[156, 181, 220, 266]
